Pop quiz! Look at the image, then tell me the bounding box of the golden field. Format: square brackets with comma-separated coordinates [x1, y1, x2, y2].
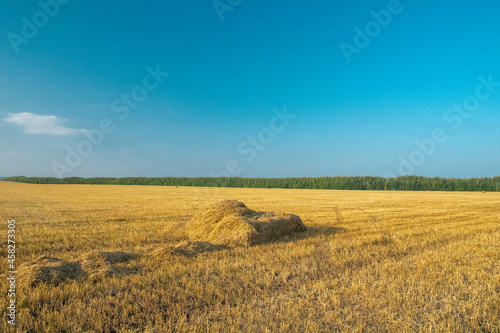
[1, 181, 499, 332]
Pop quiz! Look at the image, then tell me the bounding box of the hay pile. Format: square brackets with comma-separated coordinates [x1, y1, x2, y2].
[16, 201, 304, 287]
[18, 251, 138, 287]
[186, 200, 307, 247]
[18, 256, 86, 288]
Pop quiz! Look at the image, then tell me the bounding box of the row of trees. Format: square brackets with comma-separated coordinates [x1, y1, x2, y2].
[3, 175, 500, 192]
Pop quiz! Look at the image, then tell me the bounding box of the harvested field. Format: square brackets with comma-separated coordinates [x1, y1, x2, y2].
[1, 182, 499, 332]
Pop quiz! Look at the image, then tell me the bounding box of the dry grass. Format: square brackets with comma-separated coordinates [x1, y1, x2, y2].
[78, 250, 138, 281]
[16, 250, 139, 288]
[152, 241, 229, 259]
[0, 181, 499, 332]
[187, 200, 307, 246]
[18, 256, 86, 288]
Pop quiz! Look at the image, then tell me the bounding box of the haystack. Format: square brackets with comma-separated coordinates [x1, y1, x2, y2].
[186, 200, 307, 247]
[18, 256, 85, 287]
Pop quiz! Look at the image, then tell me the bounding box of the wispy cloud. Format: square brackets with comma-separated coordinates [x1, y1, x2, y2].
[3, 112, 88, 135]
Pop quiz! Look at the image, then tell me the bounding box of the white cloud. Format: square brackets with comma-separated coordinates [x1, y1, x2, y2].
[3, 112, 88, 135]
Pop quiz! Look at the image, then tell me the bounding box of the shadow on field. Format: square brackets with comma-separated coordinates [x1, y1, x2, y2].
[265, 225, 347, 245]
[150, 240, 230, 259]
[150, 225, 346, 259]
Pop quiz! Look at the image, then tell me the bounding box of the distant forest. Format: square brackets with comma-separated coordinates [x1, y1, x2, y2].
[3, 176, 500, 192]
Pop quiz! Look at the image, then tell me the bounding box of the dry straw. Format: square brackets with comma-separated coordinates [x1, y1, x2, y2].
[18, 251, 137, 287]
[17, 200, 305, 287]
[186, 200, 307, 247]
[151, 240, 228, 258]
[18, 256, 85, 288]
[78, 250, 136, 281]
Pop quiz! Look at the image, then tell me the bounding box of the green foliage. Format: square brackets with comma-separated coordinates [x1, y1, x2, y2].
[3, 175, 500, 192]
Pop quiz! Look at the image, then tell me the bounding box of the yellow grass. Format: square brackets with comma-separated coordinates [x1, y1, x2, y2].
[1, 181, 499, 332]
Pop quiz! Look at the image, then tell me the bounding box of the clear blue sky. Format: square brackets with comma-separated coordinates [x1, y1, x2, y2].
[1, 0, 499, 178]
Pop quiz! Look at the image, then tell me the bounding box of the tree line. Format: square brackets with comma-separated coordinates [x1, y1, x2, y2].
[3, 175, 500, 192]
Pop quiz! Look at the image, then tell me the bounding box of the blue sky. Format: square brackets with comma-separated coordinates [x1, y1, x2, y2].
[1, 0, 499, 178]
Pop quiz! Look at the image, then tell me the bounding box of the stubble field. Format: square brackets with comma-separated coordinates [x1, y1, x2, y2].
[1, 181, 499, 332]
